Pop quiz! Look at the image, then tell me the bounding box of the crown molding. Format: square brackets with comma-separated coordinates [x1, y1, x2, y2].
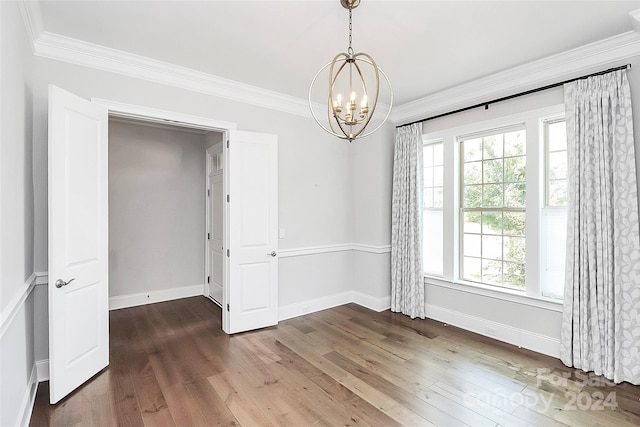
[16, 0, 44, 52]
[630, 9, 640, 33]
[33, 32, 317, 118]
[391, 31, 640, 125]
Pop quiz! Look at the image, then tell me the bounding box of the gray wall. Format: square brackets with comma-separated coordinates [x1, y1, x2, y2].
[108, 119, 209, 298]
[0, 1, 36, 426]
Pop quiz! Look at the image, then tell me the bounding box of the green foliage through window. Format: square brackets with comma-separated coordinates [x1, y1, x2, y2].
[460, 129, 526, 289]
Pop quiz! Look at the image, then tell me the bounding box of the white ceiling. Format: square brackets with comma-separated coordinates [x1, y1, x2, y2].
[36, 0, 640, 106]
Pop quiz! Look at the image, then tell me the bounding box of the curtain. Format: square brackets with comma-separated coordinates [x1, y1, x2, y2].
[391, 123, 425, 319]
[560, 69, 640, 385]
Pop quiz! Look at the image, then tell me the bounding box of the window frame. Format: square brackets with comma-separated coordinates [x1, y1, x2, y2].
[421, 104, 565, 308]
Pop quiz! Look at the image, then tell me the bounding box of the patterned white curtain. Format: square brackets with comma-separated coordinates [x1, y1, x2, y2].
[391, 123, 425, 319]
[560, 69, 640, 385]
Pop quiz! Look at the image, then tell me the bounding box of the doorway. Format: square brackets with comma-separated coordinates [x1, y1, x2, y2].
[48, 88, 279, 402]
[108, 116, 223, 310]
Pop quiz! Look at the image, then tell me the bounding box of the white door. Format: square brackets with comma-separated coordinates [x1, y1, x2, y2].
[207, 147, 224, 306]
[225, 130, 278, 334]
[48, 85, 109, 404]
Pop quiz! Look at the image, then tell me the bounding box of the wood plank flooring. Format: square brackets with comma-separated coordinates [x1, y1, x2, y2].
[30, 297, 640, 426]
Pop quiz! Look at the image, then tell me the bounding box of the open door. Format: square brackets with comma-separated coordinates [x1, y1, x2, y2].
[224, 130, 279, 334]
[48, 85, 109, 404]
[206, 145, 224, 306]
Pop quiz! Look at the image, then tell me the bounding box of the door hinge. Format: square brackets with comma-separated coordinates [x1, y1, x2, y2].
[227, 303, 230, 311]
[207, 189, 210, 197]
[227, 140, 230, 149]
[207, 233, 210, 240]
[207, 276, 210, 283]
[227, 194, 230, 203]
[227, 249, 230, 257]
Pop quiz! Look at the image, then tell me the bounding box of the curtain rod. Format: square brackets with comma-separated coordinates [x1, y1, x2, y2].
[397, 64, 631, 129]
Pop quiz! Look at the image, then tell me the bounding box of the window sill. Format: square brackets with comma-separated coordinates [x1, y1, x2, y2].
[423, 275, 564, 312]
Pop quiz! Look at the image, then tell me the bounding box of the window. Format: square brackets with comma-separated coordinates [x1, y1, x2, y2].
[541, 118, 568, 298]
[423, 140, 443, 276]
[422, 105, 566, 301]
[460, 128, 526, 289]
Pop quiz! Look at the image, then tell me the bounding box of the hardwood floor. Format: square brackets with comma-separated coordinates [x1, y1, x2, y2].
[30, 297, 640, 426]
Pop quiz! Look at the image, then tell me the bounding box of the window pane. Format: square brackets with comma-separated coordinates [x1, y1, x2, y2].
[548, 180, 567, 207]
[424, 188, 433, 208]
[463, 233, 481, 258]
[483, 184, 503, 207]
[504, 130, 526, 156]
[482, 259, 502, 285]
[504, 156, 525, 183]
[464, 161, 482, 185]
[504, 262, 525, 290]
[548, 121, 567, 152]
[433, 166, 444, 187]
[483, 235, 503, 260]
[541, 208, 567, 299]
[549, 152, 567, 179]
[433, 187, 443, 208]
[463, 138, 482, 162]
[505, 182, 526, 208]
[482, 212, 502, 235]
[504, 236, 525, 263]
[464, 185, 482, 208]
[503, 212, 525, 236]
[433, 143, 443, 165]
[483, 159, 503, 183]
[423, 209, 443, 276]
[545, 119, 568, 208]
[463, 257, 481, 281]
[423, 145, 434, 167]
[463, 212, 482, 233]
[424, 166, 434, 187]
[483, 135, 503, 159]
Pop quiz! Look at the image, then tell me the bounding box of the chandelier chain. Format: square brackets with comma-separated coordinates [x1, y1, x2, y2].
[348, 7, 353, 55]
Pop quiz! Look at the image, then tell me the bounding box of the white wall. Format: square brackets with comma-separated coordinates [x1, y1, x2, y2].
[0, 1, 38, 426]
[108, 119, 210, 304]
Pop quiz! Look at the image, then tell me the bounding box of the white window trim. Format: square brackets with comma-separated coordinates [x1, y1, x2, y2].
[423, 104, 565, 306]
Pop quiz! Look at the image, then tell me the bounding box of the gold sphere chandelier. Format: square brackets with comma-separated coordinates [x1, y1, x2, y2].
[309, 0, 393, 142]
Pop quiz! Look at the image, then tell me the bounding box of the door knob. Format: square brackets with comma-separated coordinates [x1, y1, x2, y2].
[267, 251, 277, 257]
[55, 278, 75, 288]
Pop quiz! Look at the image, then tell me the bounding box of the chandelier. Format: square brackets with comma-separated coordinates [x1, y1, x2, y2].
[309, 0, 393, 142]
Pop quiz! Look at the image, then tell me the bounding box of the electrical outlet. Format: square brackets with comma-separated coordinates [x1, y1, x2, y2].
[485, 327, 497, 337]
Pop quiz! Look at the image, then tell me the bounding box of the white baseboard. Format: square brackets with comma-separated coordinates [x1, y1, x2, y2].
[18, 364, 39, 427]
[36, 359, 50, 382]
[278, 291, 352, 321]
[352, 291, 391, 312]
[425, 303, 561, 358]
[109, 284, 204, 310]
[278, 291, 391, 321]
